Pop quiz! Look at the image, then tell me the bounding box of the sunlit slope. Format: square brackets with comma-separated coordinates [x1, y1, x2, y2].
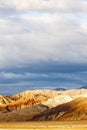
[0, 95, 13, 105]
[58, 97, 87, 120]
[10, 89, 87, 109]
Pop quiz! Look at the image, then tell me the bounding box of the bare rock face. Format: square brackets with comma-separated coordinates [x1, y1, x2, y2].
[10, 90, 60, 100]
[0, 95, 13, 111]
[0, 95, 13, 105]
[64, 89, 87, 98]
[42, 95, 73, 108]
[42, 89, 87, 108]
[10, 89, 87, 109]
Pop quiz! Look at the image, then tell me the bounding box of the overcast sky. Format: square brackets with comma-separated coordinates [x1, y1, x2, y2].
[0, 0, 87, 94]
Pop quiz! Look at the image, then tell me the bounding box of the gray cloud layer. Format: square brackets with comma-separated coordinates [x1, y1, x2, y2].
[0, 0, 87, 93]
[0, 0, 86, 68]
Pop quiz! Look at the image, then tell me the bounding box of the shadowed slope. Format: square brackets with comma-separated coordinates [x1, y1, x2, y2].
[0, 104, 48, 122]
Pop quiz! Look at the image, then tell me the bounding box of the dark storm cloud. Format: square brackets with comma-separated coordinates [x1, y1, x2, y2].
[2, 62, 87, 73]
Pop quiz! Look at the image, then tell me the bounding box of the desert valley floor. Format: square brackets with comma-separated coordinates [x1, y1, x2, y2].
[0, 121, 87, 130]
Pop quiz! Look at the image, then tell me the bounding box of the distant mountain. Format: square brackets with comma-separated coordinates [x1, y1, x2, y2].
[54, 87, 66, 91]
[79, 86, 87, 89]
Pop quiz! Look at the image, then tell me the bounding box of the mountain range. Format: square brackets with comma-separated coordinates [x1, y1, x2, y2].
[0, 89, 87, 121]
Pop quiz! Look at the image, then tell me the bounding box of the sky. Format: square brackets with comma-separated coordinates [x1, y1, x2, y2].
[0, 0, 87, 95]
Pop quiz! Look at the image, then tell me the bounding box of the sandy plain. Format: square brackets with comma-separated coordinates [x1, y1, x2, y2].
[0, 121, 87, 130]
